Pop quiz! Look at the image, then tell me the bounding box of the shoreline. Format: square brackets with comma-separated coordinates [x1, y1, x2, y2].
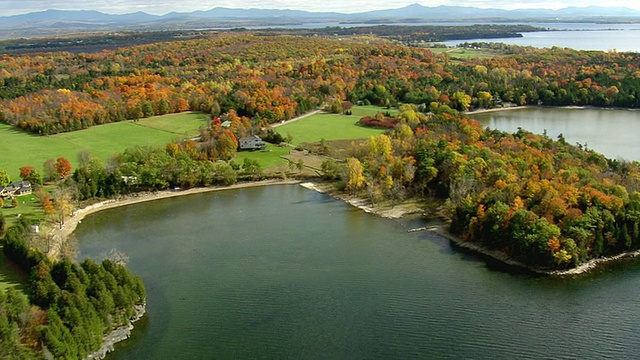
[52, 177, 640, 277]
[464, 104, 640, 117]
[424, 224, 640, 276]
[300, 181, 423, 219]
[302, 182, 640, 276]
[85, 303, 146, 360]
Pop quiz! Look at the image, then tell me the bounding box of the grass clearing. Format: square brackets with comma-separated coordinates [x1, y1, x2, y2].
[235, 108, 390, 170]
[428, 47, 503, 61]
[0, 112, 207, 180]
[275, 112, 385, 145]
[234, 143, 291, 169]
[348, 105, 398, 117]
[135, 111, 209, 137]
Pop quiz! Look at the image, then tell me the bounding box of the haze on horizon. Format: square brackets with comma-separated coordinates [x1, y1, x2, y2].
[1, 0, 640, 17]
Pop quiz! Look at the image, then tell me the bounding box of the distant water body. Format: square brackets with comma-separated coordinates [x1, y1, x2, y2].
[438, 23, 640, 52]
[243, 21, 640, 52]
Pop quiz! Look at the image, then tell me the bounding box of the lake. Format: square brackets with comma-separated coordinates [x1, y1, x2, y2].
[440, 23, 640, 52]
[76, 183, 640, 359]
[471, 107, 640, 161]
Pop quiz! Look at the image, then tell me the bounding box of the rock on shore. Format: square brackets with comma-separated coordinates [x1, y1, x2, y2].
[85, 303, 146, 360]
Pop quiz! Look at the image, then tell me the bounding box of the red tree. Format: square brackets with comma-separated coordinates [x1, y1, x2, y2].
[19, 166, 35, 180]
[55, 157, 72, 178]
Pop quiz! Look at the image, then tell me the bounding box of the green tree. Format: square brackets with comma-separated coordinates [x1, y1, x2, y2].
[43, 159, 57, 181]
[321, 159, 342, 180]
[0, 169, 10, 186]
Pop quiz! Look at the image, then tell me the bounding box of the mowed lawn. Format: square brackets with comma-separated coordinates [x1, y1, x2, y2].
[0, 113, 209, 180]
[135, 111, 209, 136]
[275, 112, 385, 145]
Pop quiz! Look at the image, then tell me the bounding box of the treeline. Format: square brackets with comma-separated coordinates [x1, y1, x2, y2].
[2, 34, 640, 135]
[278, 24, 543, 41]
[72, 139, 264, 202]
[1, 218, 146, 358]
[338, 105, 640, 269]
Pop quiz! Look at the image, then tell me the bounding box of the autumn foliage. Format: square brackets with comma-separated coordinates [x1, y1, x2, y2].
[2, 34, 640, 135]
[54, 157, 72, 178]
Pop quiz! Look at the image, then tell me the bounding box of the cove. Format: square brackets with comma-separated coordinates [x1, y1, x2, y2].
[76, 185, 640, 359]
[471, 107, 640, 161]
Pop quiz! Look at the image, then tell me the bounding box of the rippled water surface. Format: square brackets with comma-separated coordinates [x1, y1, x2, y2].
[76, 185, 640, 359]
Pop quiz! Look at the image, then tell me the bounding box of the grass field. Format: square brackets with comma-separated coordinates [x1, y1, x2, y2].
[275, 112, 385, 145]
[427, 47, 503, 61]
[234, 143, 292, 169]
[135, 111, 209, 137]
[0, 112, 209, 180]
[2, 192, 46, 224]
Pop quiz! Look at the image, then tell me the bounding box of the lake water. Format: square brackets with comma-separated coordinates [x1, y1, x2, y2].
[440, 23, 640, 52]
[471, 107, 640, 161]
[76, 184, 640, 359]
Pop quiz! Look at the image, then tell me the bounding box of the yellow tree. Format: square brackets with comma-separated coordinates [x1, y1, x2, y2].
[345, 157, 365, 194]
[451, 91, 472, 111]
[53, 188, 74, 229]
[477, 91, 492, 109]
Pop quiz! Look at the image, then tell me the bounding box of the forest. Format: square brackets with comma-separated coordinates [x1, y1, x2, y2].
[2, 32, 639, 136]
[1, 218, 146, 359]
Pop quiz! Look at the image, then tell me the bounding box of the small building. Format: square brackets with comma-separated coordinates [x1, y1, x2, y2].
[238, 135, 266, 151]
[1, 181, 32, 198]
[121, 176, 138, 186]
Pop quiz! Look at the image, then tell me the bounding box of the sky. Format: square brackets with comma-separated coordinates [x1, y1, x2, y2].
[1, 0, 640, 17]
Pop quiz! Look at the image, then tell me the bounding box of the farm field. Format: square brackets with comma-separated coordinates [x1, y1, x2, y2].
[0, 112, 209, 180]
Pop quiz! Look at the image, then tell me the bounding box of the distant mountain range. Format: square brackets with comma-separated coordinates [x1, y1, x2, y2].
[1, 4, 640, 38]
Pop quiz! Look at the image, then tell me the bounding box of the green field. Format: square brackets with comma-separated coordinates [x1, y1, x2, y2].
[135, 111, 209, 136]
[234, 144, 291, 169]
[0, 112, 209, 180]
[275, 112, 385, 145]
[427, 47, 503, 61]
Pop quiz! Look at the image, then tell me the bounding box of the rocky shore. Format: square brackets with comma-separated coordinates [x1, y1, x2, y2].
[84, 303, 146, 360]
[300, 181, 423, 219]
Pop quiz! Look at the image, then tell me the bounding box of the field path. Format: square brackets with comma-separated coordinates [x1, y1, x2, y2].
[271, 109, 322, 128]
